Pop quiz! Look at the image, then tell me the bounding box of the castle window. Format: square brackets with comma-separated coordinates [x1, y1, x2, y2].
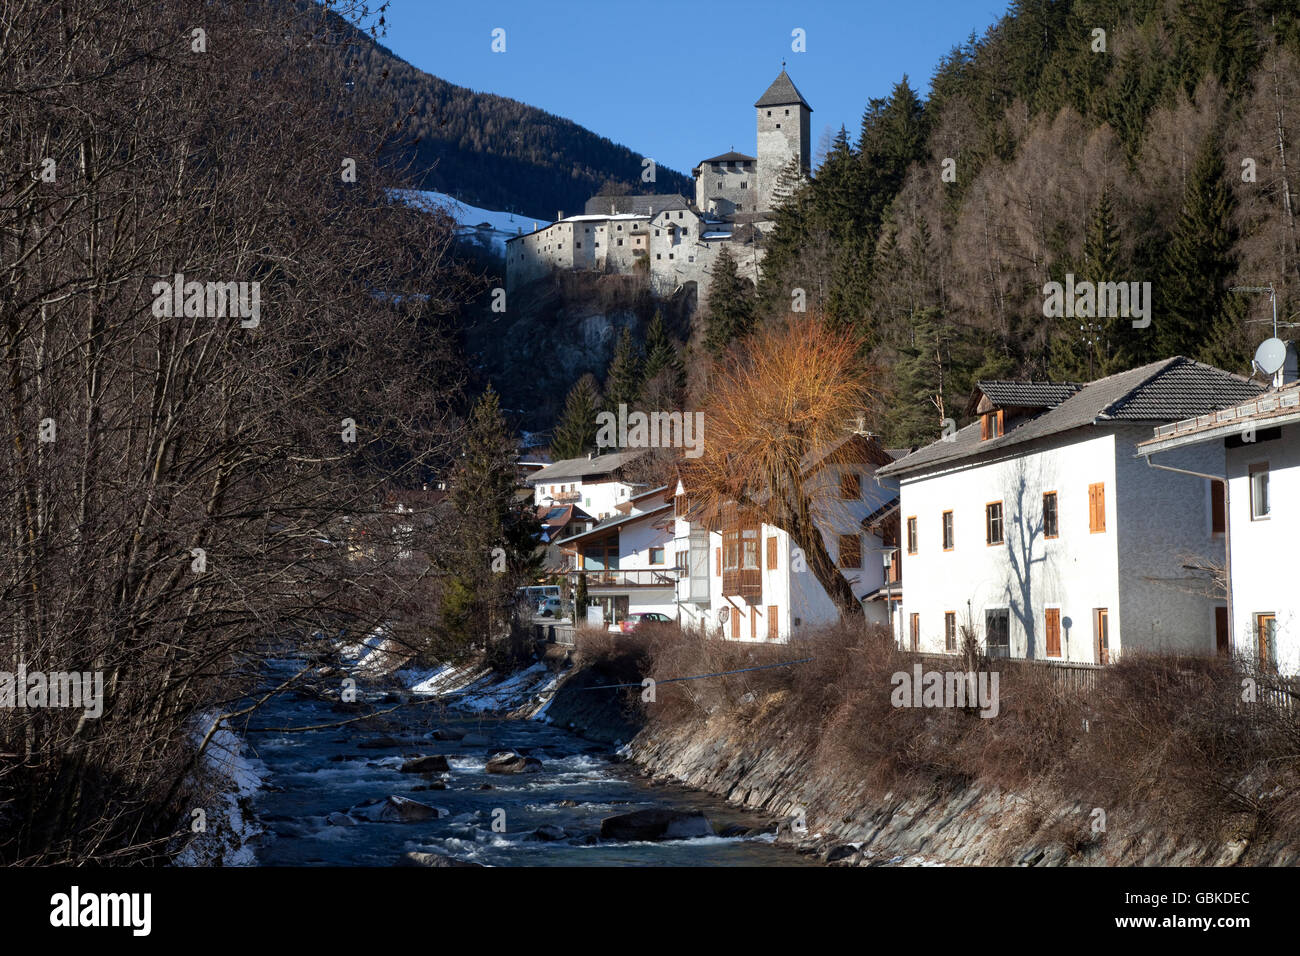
[739, 182, 746, 189]
[681, 228, 688, 236]
[576, 242, 581, 248]
[737, 206, 743, 211]
[669, 254, 674, 260]
[775, 123, 781, 128]
[784, 109, 789, 115]
[617, 239, 623, 246]
[655, 229, 660, 236]
[766, 110, 771, 117]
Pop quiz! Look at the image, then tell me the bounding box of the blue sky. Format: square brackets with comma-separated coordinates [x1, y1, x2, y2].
[374, 0, 1013, 176]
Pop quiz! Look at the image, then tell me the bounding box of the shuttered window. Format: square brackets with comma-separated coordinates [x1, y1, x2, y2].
[767, 605, 779, 640]
[838, 534, 861, 569]
[715, 547, 722, 576]
[766, 536, 778, 570]
[944, 612, 957, 652]
[906, 516, 917, 554]
[730, 608, 739, 639]
[750, 608, 758, 640]
[1045, 607, 1061, 658]
[1088, 483, 1105, 533]
[1211, 480, 1226, 534]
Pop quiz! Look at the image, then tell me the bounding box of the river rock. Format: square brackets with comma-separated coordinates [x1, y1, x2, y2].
[357, 736, 403, 749]
[325, 811, 357, 827]
[526, 825, 568, 842]
[718, 824, 751, 838]
[599, 808, 714, 841]
[431, 728, 465, 741]
[403, 851, 483, 868]
[485, 751, 543, 774]
[350, 795, 448, 823]
[400, 755, 451, 774]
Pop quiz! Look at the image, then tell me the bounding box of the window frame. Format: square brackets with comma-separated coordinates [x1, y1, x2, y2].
[941, 510, 954, 551]
[1042, 491, 1058, 539]
[906, 516, 918, 555]
[1249, 463, 1270, 520]
[985, 501, 1004, 546]
[944, 611, 957, 652]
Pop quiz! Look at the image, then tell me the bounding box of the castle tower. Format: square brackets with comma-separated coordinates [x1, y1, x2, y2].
[755, 69, 812, 214]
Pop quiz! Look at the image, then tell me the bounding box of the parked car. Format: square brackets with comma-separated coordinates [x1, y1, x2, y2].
[620, 612, 673, 633]
[537, 597, 565, 617]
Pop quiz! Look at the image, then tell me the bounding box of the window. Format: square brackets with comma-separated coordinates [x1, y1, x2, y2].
[715, 547, 721, 576]
[986, 501, 1004, 545]
[840, 472, 861, 499]
[1250, 464, 1270, 519]
[1044, 607, 1061, 658]
[617, 239, 623, 246]
[1257, 613, 1277, 670]
[980, 409, 1004, 440]
[986, 609, 1010, 659]
[1043, 492, 1058, 538]
[768, 605, 779, 640]
[906, 516, 917, 554]
[1211, 479, 1226, 534]
[909, 613, 919, 651]
[731, 609, 740, 639]
[944, 611, 957, 652]
[766, 536, 778, 570]
[942, 511, 954, 550]
[1088, 482, 1106, 533]
[750, 608, 758, 640]
[649, 546, 665, 565]
[838, 534, 861, 569]
[775, 122, 781, 128]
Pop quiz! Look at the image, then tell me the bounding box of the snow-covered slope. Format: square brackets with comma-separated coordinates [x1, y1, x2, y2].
[397, 190, 549, 257]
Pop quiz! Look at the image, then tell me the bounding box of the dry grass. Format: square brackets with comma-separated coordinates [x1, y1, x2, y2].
[634, 622, 1300, 849]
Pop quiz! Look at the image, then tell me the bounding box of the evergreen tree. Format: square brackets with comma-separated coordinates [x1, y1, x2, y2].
[603, 326, 643, 412]
[551, 374, 602, 460]
[704, 246, 757, 355]
[640, 310, 686, 400]
[1157, 132, 1241, 361]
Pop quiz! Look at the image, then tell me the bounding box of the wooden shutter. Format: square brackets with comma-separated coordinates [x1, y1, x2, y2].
[730, 608, 739, 639]
[1211, 480, 1226, 533]
[767, 605, 778, 640]
[750, 608, 757, 639]
[715, 547, 722, 576]
[1088, 483, 1105, 533]
[766, 536, 777, 570]
[909, 613, 919, 651]
[1045, 607, 1061, 658]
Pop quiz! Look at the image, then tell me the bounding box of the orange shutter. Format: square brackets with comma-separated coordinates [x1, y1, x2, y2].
[1045, 608, 1061, 657]
[730, 609, 739, 639]
[1089, 483, 1105, 533]
[750, 608, 757, 639]
[767, 605, 778, 640]
[715, 547, 722, 576]
[766, 536, 777, 570]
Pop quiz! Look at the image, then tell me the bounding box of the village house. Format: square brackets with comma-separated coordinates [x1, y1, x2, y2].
[553, 486, 677, 628]
[877, 358, 1265, 663]
[527, 450, 648, 521]
[1138, 375, 1300, 675]
[671, 433, 900, 643]
[504, 70, 812, 303]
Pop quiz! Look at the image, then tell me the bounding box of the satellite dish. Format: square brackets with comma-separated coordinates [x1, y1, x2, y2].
[1255, 337, 1287, 376]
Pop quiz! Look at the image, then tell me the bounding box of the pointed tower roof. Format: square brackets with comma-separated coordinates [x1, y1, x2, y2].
[755, 70, 812, 110]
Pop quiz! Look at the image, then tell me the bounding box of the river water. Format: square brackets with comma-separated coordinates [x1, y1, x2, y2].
[245, 672, 813, 867]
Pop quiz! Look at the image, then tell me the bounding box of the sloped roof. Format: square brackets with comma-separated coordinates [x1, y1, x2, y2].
[879, 357, 1265, 479]
[697, 151, 757, 165]
[553, 502, 672, 547]
[755, 70, 812, 110]
[966, 381, 1082, 415]
[527, 450, 647, 484]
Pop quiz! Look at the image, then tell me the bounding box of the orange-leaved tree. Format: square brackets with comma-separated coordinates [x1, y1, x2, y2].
[689, 316, 881, 618]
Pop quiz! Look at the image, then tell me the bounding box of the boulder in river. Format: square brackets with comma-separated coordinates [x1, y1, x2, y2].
[349, 795, 448, 823]
[325, 811, 357, 827]
[525, 825, 568, 842]
[431, 728, 465, 741]
[599, 808, 714, 841]
[485, 751, 543, 774]
[400, 754, 451, 774]
[357, 736, 403, 749]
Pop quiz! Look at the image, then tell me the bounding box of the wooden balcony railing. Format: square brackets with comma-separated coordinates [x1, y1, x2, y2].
[568, 568, 680, 588]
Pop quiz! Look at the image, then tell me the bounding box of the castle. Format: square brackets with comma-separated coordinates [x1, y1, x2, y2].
[505, 70, 812, 304]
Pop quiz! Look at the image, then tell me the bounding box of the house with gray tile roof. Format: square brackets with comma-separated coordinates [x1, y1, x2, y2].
[881, 357, 1266, 664]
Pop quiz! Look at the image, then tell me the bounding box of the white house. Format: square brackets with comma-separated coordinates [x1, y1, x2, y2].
[672, 433, 900, 643]
[1138, 380, 1300, 674]
[554, 486, 677, 627]
[527, 450, 648, 520]
[877, 358, 1264, 663]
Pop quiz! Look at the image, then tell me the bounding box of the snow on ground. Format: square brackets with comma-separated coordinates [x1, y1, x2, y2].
[173, 715, 266, 866]
[394, 189, 549, 256]
[395, 659, 563, 718]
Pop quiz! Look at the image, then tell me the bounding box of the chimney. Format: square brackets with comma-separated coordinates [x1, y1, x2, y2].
[557, 210, 564, 221]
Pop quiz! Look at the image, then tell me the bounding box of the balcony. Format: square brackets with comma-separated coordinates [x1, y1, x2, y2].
[722, 567, 761, 599]
[568, 568, 680, 589]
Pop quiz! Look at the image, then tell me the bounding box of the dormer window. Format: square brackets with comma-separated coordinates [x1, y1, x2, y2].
[980, 409, 1004, 440]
